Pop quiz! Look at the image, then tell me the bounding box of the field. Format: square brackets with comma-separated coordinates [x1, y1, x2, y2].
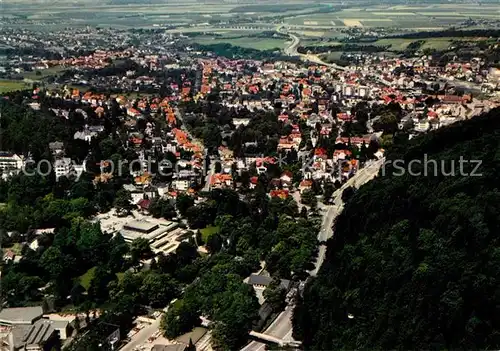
[1, 1, 497, 33]
[373, 37, 461, 51]
[79, 267, 125, 290]
[343, 19, 363, 27]
[0, 80, 31, 93]
[79, 267, 97, 290]
[188, 33, 286, 50]
[1, 1, 498, 55]
[284, 3, 500, 30]
[22, 65, 67, 80]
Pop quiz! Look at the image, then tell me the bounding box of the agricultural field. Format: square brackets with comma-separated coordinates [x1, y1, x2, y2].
[188, 32, 287, 50]
[372, 37, 463, 52]
[284, 3, 500, 30]
[1, 1, 499, 34]
[22, 65, 67, 80]
[0, 80, 31, 93]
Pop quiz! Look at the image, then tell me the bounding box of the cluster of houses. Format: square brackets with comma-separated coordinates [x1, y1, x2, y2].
[4, 53, 499, 205]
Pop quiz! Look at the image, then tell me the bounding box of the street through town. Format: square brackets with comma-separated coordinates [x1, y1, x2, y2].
[240, 159, 385, 350]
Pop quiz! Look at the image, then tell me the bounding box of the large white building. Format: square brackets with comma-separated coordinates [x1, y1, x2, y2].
[0, 152, 24, 171]
[0, 152, 24, 179]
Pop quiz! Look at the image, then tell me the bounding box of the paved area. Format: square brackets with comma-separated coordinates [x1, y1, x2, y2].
[120, 316, 163, 351]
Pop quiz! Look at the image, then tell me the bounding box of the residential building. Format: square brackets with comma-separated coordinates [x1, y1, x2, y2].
[53, 158, 74, 180]
[0, 153, 24, 178]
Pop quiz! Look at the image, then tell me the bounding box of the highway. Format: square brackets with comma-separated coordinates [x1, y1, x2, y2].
[280, 27, 346, 71]
[283, 32, 300, 56]
[240, 159, 385, 350]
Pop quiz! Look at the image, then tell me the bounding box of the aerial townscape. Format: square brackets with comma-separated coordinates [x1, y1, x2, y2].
[0, 0, 500, 350]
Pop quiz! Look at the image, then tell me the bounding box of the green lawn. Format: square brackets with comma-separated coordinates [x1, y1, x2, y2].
[22, 65, 67, 80]
[0, 80, 31, 93]
[116, 272, 125, 283]
[190, 35, 286, 50]
[200, 226, 220, 243]
[421, 38, 454, 51]
[373, 37, 456, 52]
[80, 267, 126, 290]
[173, 299, 183, 309]
[79, 267, 97, 290]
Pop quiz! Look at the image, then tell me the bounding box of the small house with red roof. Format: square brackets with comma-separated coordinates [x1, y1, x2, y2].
[269, 189, 289, 199]
[137, 198, 151, 214]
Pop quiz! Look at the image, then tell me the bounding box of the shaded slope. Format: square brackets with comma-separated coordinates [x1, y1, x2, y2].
[293, 108, 500, 350]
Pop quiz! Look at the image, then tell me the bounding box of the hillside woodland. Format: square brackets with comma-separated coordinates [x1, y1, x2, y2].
[293, 108, 500, 349]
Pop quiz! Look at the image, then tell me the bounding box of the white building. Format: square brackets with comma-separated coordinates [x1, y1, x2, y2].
[414, 120, 430, 133]
[53, 158, 74, 180]
[0, 152, 24, 174]
[172, 179, 190, 191]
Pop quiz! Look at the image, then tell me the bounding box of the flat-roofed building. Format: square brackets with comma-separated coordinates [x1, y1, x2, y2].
[0, 307, 43, 326]
[120, 219, 179, 244]
[0, 152, 24, 179]
[22, 319, 58, 351]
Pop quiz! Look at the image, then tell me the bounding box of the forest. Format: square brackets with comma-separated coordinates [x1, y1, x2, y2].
[293, 107, 500, 349]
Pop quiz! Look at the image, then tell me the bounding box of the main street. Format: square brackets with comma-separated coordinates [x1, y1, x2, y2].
[240, 159, 385, 350]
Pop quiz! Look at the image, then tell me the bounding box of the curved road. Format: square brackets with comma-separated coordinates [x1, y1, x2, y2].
[281, 29, 480, 91]
[241, 159, 385, 350]
[280, 28, 345, 71]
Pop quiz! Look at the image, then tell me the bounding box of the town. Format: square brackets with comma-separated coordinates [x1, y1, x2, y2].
[1, 21, 500, 351]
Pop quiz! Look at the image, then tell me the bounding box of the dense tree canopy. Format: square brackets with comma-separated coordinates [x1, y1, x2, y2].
[293, 108, 500, 349]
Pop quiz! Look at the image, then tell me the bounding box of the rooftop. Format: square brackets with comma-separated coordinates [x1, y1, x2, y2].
[152, 344, 187, 351]
[22, 319, 56, 345]
[123, 219, 159, 233]
[247, 274, 291, 290]
[0, 306, 43, 325]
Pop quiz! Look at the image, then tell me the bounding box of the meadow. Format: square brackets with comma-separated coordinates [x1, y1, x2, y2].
[0, 80, 31, 93]
[186, 30, 288, 50]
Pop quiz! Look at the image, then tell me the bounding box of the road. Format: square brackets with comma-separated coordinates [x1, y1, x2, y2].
[310, 158, 385, 276]
[280, 26, 346, 71]
[120, 316, 162, 351]
[174, 107, 199, 144]
[241, 306, 295, 351]
[283, 32, 300, 56]
[280, 28, 482, 91]
[202, 157, 215, 192]
[240, 159, 385, 350]
[174, 107, 213, 191]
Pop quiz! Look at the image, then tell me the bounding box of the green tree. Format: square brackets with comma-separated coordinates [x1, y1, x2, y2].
[130, 238, 153, 267]
[176, 194, 195, 217]
[300, 189, 316, 206]
[113, 189, 133, 216]
[263, 278, 287, 312]
[294, 108, 500, 350]
[140, 272, 178, 308]
[161, 300, 200, 339]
